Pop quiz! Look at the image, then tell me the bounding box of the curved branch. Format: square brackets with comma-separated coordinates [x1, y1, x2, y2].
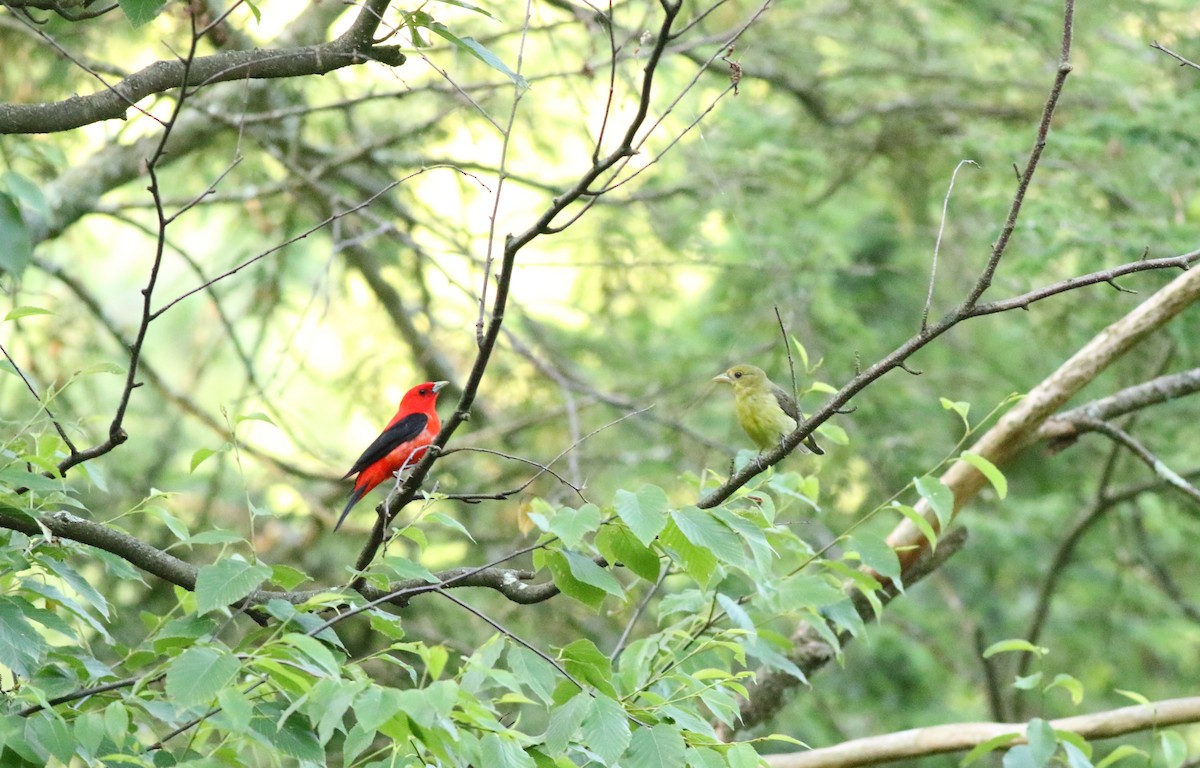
[0, 509, 560, 608]
[1038, 367, 1200, 442]
[0, 12, 404, 134]
[763, 696, 1200, 768]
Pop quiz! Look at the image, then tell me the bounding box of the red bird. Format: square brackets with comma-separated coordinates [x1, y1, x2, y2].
[336, 380, 448, 530]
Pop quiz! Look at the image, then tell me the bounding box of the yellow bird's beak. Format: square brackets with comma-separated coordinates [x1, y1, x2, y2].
[712, 372, 733, 385]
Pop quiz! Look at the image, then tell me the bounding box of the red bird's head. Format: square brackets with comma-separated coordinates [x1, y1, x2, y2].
[400, 380, 448, 410]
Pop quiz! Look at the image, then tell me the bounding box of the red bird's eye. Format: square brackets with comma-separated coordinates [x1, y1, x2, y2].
[420, 388, 428, 395]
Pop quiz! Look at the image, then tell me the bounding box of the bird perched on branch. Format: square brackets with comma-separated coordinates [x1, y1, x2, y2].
[337, 380, 448, 530]
[713, 364, 824, 455]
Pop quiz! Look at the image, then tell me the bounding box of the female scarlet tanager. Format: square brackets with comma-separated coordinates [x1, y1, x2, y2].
[713, 364, 824, 455]
[336, 380, 448, 530]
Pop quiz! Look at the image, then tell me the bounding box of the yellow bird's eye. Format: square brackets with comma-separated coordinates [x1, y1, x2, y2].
[733, 371, 743, 379]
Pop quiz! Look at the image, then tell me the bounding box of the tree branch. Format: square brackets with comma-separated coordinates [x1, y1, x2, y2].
[0, 7, 404, 134]
[762, 696, 1200, 768]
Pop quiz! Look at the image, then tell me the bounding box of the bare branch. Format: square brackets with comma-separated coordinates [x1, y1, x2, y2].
[762, 696, 1200, 768]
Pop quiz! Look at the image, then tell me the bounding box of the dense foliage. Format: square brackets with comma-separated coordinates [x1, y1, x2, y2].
[2, 1, 1199, 766]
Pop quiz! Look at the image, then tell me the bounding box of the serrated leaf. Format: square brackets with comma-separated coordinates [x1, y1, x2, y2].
[0, 598, 46, 677]
[914, 475, 954, 528]
[248, 704, 323, 762]
[670, 507, 745, 568]
[581, 695, 631, 765]
[195, 559, 271, 614]
[659, 519, 717, 587]
[596, 523, 662, 582]
[615, 486, 669, 545]
[541, 549, 605, 610]
[563, 550, 624, 598]
[0, 467, 63, 493]
[961, 452, 1008, 499]
[549, 503, 603, 549]
[117, 0, 168, 27]
[270, 564, 310, 591]
[624, 724, 686, 768]
[560, 639, 615, 697]
[166, 646, 239, 707]
[480, 732, 537, 768]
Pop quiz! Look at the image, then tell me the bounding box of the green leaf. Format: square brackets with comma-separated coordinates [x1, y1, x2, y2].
[0, 467, 64, 493]
[548, 503, 603, 549]
[270, 564, 310, 591]
[480, 732, 537, 768]
[1063, 742, 1094, 768]
[983, 639, 1048, 658]
[1003, 745, 1038, 768]
[4, 306, 54, 321]
[914, 475, 954, 528]
[0, 192, 31, 277]
[560, 639, 615, 697]
[27, 712, 74, 764]
[962, 731, 1020, 765]
[543, 692, 590, 753]
[248, 704, 323, 762]
[961, 452, 1008, 499]
[940, 397, 970, 426]
[165, 646, 239, 707]
[236, 411, 276, 426]
[1113, 689, 1150, 705]
[624, 724, 686, 768]
[563, 550, 624, 598]
[189, 444, 230, 473]
[893, 503, 938, 549]
[195, 559, 272, 614]
[581, 695, 631, 766]
[596, 523, 662, 582]
[1159, 731, 1187, 768]
[1046, 673, 1083, 705]
[381, 555, 440, 584]
[659, 518, 717, 587]
[1014, 672, 1043, 690]
[3, 171, 48, 221]
[1094, 745, 1146, 768]
[540, 549, 606, 610]
[670, 507, 746, 568]
[428, 22, 529, 89]
[117, 0, 168, 27]
[0, 598, 46, 677]
[355, 686, 404, 731]
[1026, 718, 1057, 767]
[849, 534, 901, 586]
[615, 486, 669, 545]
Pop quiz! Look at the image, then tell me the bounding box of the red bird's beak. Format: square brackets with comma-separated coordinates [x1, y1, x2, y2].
[432, 381, 449, 393]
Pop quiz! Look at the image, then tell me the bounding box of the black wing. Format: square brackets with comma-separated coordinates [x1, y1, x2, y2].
[342, 412, 430, 479]
[770, 383, 825, 455]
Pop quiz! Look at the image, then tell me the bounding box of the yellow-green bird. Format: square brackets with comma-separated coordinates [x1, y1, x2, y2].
[713, 364, 824, 455]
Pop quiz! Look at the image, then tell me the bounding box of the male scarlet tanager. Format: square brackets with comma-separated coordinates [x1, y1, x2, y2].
[713, 364, 824, 455]
[336, 380, 448, 530]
